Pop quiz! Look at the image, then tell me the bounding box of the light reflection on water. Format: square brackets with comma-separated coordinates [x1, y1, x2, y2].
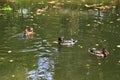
[20, 39, 58, 53]
[22, 39, 57, 80]
[27, 57, 54, 80]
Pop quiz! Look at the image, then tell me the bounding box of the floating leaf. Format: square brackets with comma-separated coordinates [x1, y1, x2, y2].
[113, 49, 115, 51]
[51, 72, 55, 75]
[9, 60, 14, 62]
[92, 48, 96, 50]
[78, 45, 83, 48]
[0, 57, 5, 60]
[95, 44, 99, 46]
[11, 75, 15, 78]
[8, 50, 12, 53]
[33, 64, 36, 67]
[103, 40, 107, 42]
[116, 14, 119, 16]
[85, 64, 90, 67]
[53, 41, 58, 44]
[117, 18, 120, 21]
[117, 45, 120, 48]
[86, 24, 90, 26]
[109, 21, 114, 24]
[98, 63, 101, 65]
[80, 46, 83, 48]
[118, 60, 120, 63]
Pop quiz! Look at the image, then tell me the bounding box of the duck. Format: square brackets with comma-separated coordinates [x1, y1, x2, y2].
[24, 27, 34, 39]
[88, 48, 109, 58]
[58, 37, 77, 46]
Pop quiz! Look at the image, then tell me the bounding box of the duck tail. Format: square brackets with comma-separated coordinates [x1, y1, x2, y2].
[88, 49, 94, 54]
[73, 40, 78, 43]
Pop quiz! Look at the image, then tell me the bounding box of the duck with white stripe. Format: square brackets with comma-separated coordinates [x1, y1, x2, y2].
[58, 37, 77, 46]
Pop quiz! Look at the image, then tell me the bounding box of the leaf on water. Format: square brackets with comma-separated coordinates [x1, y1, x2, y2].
[11, 75, 15, 78]
[33, 64, 36, 67]
[9, 60, 14, 62]
[103, 40, 107, 41]
[85, 64, 90, 67]
[0, 57, 5, 60]
[109, 21, 114, 24]
[80, 46, 83, 48]
[86, 24, 90, 26]
[98, 63, 101, 65]
[118, 60, 120, 63]
[51, 72, 55, 75]
[8, 50, 12, 53]
[92, 48, 96, 50]
[113, 49, 115, 51]
[95, 44, 99, 46]
[116, 14, 119, 16]
[53, 41, 58, 44]
[117, 18, 120, 21]
[78, 45, 83, 48]
[117, 45, 120, 48]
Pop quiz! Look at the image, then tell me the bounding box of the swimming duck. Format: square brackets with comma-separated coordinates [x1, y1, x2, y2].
[24, 27, 34, 39]
[58, 37, 77, 46]
[88, 48, 109, 58]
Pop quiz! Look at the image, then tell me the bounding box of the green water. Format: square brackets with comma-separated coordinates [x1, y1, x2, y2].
[0, 1, 120, 80]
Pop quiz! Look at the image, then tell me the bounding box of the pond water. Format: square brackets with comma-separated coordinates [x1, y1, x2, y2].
[0, 1, 120, 80]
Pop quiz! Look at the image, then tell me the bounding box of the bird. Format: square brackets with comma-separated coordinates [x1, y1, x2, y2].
[24, 27, 34, 39]
[58, 37, 77, 46]
[88, 48, 109, 58]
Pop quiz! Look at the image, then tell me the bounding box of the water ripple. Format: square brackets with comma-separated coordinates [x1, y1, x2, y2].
[27, 57, 54, 80]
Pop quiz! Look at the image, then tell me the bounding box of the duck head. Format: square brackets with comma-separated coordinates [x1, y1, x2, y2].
[58, 37, 63, 45]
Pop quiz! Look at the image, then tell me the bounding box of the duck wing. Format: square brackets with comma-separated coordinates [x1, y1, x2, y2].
[88, 50, 101, 54]
[93, 50, 102, 54]
[64, 40, 77, 44]
[64, 40, 73, 43]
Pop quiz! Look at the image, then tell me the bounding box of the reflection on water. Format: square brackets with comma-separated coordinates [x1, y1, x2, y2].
[11, 32, 25, 39]
[18, 8, 32, 19]
[0, 1, 120, 80]
[23, 39, 56, 80]
[20, 39, 58, 53]
[27, 57, 54, 80]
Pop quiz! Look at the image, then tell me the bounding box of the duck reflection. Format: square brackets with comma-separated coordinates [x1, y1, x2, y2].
[27, 57, 54, 80]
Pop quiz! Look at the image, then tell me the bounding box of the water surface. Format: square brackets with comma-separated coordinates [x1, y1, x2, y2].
[0, 1, 120, 80]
